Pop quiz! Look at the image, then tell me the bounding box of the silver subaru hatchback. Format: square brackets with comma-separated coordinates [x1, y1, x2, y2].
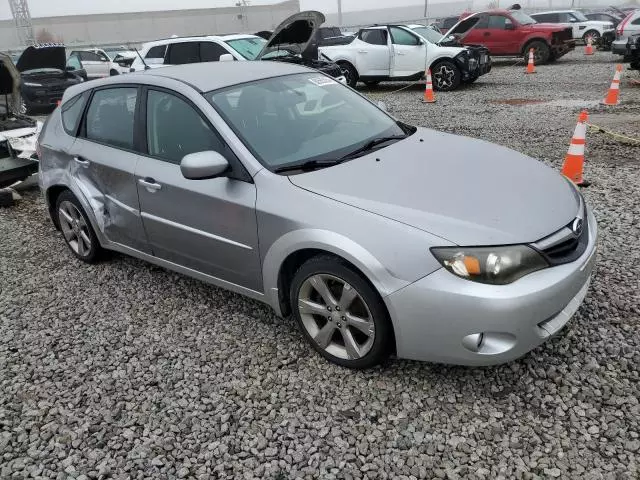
[38, 62, 597, 369]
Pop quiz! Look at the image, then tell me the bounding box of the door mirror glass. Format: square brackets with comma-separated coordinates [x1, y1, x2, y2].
[181, 151, 229, 180]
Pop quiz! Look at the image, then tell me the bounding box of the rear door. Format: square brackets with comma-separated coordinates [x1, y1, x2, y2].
[389, 27, 426, 77]
[135, 87, 262, 290]
[68, 86, 150, 253]
[354, 29, 391, 76]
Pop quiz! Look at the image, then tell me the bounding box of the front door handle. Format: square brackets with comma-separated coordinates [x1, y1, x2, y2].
[74, 156, 89, 167]
[357, 50, 368, 54]
[397, 51, 407, 55]
[483, 32, 491, 37]
[139, 177, 162, 192]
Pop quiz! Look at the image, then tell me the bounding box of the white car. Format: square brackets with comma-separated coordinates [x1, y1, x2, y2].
[611, 10, 640, 55]
[318, 17, 492, 91]
[68, 48, 128, 78]
[530, 10, 613, 43]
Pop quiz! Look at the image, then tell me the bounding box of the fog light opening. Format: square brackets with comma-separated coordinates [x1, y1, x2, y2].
[462, 332, 517, 355]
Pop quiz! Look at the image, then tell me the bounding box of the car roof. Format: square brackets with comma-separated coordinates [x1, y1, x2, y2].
[532, 10, 577, 14]
[143, 61, 310, 92]
[141, 34, 259, 49]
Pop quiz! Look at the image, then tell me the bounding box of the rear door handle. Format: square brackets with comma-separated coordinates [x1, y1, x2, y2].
[74, 156, 90, 167]
[139, 177, 162, 192]
[397, 51, 407, 55]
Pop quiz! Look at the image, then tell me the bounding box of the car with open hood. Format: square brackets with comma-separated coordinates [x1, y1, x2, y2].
[17, 44, 84, 114]
[38, 61, 597, 369]
[318, 18, 491, 90]
[458, 8, 575, 64]
[129, 11, 345, 83]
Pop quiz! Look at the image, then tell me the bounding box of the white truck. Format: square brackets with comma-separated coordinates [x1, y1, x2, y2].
[318, 19, 492, 91]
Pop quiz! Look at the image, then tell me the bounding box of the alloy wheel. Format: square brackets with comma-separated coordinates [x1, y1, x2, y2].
[433, 64, 455, 89]
[297, 274, 375, 360]
[58, 200, 92, 257]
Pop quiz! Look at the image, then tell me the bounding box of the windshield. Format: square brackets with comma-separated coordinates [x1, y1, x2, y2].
[510, 10, 537, 25]
[410, 26, 443, 43]
[206, 73, 406, 171]
[225, 37, 267, 60]
[571, 11, 589, 21]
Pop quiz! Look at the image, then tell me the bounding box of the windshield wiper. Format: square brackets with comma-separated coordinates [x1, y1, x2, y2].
[339, 135, 407, 160]
[274, 159, 345, 174]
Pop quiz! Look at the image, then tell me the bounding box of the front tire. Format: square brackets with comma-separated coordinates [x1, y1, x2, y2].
[583, 30, 600, 44]
[524, 40, 551, 65]
[290, 255, 393, 369]
[55, 190, 103, 263]
[338, 62, 359, 88]
[431, 60, 461, 91]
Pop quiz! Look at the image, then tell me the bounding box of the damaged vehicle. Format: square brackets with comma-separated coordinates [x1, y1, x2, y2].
[18, 44, 85, 114]
[626, 33, 640, 70]
[460, 7, 576, 64]
[318, 17, 491, 90]
[0, 53, 41, 190]
[129, 12, 346, 83]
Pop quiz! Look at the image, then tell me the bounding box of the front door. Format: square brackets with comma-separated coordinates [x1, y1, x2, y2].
[389, 27, 427, 77]
[135, 88, 262, 291]
[354, 29, 391, 77]
[78, 51, 110, 78]
[70, 86, 150, 253]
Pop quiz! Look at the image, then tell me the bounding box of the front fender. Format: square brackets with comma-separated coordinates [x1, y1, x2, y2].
[262, 228, 411, 315]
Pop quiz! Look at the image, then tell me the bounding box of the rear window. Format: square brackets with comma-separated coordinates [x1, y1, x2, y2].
[61, 91, 90, 136]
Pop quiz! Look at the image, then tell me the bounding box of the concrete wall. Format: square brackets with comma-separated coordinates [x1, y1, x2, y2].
[0, 0, 299, 51]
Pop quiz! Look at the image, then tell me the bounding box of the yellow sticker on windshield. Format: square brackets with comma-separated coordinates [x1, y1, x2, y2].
[309, 76, 337, 86]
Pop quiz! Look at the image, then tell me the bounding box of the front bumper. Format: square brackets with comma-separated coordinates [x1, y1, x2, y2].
[385, 207, 598, 366]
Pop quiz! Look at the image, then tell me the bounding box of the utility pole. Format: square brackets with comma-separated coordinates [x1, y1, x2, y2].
[8, 0, 35, 47]
[337, 0, 342, 26]
[424, 0, 429, 25]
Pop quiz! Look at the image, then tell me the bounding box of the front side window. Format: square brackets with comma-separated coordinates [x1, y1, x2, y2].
[62, 91, 90, 136]
[225, 37, 267, 60]
[80, 51, 102, 62]
[85, 87, 137, 150]
[146, 90, 224, 164]
[207, 73, 406, 170]
[167, 42, 200, 65]
[66, 54, 82, 71]
[571, 11, 589, 22]
[390, 27, 421, 45]
[488, 15, 512, 29]
[360, 29, 388, 46]
[200, 42, 229, 62]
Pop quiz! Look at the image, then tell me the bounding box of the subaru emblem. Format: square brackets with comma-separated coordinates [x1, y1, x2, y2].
[572, 218, 584, 236]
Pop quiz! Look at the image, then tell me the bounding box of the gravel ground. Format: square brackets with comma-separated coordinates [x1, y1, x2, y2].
[1, 49, 639, 480]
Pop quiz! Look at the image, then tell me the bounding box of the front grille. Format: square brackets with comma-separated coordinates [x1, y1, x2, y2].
[532, 205, 589, 266]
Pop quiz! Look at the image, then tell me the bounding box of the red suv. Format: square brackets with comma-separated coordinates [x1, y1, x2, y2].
[455, 9, 575, 63]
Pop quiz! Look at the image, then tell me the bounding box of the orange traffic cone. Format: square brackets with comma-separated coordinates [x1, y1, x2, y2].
[602, 64, 623, 105]
[526, 48, 536, 74]
[561, 110, 589, 186]
[423, 69, 435, 103]
[584, 37, 594, 55]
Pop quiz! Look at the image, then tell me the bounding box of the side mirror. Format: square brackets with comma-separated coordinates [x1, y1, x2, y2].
[219, 53, 235, 62]
[377, 101, 388, 112]
[505, 23, 515, 30]
[181, 151, 229, 180]
[65, 65, 76, 71]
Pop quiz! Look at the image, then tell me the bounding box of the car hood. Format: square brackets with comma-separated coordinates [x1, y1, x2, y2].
[288, 128, 580, 245]
[440, 14, 481, 43]
[16, 45, 66, 72]
[256, 10, 325, 60]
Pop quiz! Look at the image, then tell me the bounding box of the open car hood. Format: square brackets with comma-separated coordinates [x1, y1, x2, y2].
[0, 53, 21, 113]
[256, 10, 325, 60]
[440, 14, 481, 43]
[16, 44, 66, 72]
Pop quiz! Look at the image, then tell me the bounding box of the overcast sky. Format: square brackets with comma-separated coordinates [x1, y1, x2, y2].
[0, 0, 429, 20]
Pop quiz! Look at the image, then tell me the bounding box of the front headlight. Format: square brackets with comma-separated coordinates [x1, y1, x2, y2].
[23, 82, 42, 87]
[431, 245, 548, 285]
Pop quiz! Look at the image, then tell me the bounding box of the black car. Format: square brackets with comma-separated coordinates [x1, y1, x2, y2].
[627, 34, 640, 70]
[17, 44, 85, 114]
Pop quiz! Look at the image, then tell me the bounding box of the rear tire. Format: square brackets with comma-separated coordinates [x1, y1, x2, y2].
[431, 60, 461, 91]
[524, 40, 550, 65]
[290, 255, 393, 369]
[582, 30, 600, 44]
[55, 190, 103, 263]
[338, 62, 359, 88]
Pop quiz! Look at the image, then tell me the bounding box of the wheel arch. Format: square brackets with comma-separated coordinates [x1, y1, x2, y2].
[262, 229, 410, 318]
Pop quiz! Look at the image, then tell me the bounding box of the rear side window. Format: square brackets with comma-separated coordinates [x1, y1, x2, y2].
[200, 42, 228, 62]
[360, 29, 388, 46]
[85, 88, 138, 150]
[146, 45, 167, 59]
[146, 90, 224, 164]
[167, 42, 200, 65]
[61, 91, 89, 136]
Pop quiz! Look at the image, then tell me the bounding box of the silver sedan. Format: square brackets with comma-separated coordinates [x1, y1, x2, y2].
[38, 61, 597, 369]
